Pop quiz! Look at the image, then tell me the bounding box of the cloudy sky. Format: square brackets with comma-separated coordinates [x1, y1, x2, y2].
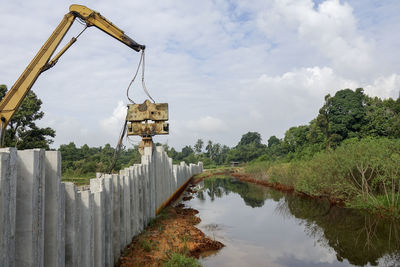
[0, 0, 399, 150]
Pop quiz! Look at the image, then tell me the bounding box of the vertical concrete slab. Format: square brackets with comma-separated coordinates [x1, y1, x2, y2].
[112, 174, 120, 264]
[78, 190, 94, 267]
[44, 151, 65, 267]
[173, 165, 178, 194]
[64, 182, 80, 267]
[141, 165, 146, 229]
[142, 164, 150, 226]
[180, 162, 186, 187]
[153, 149, 158, 210]
[137, 166, 144, 232]
[143, 164, 150, 226]
[0, 148, 17, 267]
[133, 164, 140, 234]
[129, 167, 138, 237]
[149, 158, 156, 218]
[150, 158, 156, 218]
[118, 171, 125, 252]
[15, 149, 45, 267]
[160, 149, 166, 204]
[59, 183, 66, 266]
[168, 158, 174, 194]
[123, 174, 131, 246]
[103, 176, 113, 267]
[130, 167, 137, 236]
[189, 163, 195, 180]
[90, 178, 105, 267]
[140, 165, 146, 227]
[142, 147, 154, 218]
[156, 148, 163, 209]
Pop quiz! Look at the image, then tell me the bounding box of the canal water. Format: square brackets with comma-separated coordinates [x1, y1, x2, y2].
[184, 176, 400, 267]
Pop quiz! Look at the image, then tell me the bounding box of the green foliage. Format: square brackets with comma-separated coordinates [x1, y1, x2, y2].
[283, 125, 310, 152]
[267, 162, 299, 187]
[267, 135, 280, 148]
[245, 160, 272, 180]
[361, 96, 400, 138]
[139, 239, 153, 252]
[181, 146, 194, 158]
[194, 139, 203, 154]
[237, 131, 262, 146]
[0, 85, 55, 149]
[163, 253, 201, 267]
[59, 142, 141, 180]
[249, 137, 400, 217]
[250, 88, 400, 165]
[317, 88, 366, 148]
[164, 87, 400, 169]
[163, 139, 231, 168]
[225, 132, 267, 163]
[202, 177, 268, 207]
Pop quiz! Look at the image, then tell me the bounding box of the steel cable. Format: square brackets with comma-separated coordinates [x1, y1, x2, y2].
[126, 50, 155, 104]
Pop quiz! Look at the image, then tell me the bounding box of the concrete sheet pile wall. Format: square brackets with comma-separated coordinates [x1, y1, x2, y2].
[0, 146, 202, 267]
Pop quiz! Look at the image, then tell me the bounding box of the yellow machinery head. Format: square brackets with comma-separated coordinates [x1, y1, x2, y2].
[126, 100, 169, 137]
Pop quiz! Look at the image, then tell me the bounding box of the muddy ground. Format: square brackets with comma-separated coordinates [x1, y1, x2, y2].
[116, 184, 224, 266]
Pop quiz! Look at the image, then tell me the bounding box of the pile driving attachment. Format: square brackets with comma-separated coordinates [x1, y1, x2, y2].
[126, 99, 169, 154]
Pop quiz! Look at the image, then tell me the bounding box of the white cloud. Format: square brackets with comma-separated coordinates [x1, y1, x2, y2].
[364, 74, 400, 99]
[234, 66, 399, 141]
[258, 0, 374, 77]
[187, 116, 227, 134]
[100, 101, 127, 136]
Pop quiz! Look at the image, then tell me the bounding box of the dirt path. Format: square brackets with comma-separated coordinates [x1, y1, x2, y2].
[116, 184, 224, 266]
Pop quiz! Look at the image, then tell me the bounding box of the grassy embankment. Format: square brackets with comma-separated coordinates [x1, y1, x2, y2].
[245, 137, 400, 218]
[117, 202, 223, 266]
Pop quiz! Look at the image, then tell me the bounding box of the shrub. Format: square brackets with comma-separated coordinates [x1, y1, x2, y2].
[163, 253, 201, 267]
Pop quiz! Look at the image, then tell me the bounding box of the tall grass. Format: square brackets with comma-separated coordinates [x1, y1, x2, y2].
[163, 253, 201, 267]
[246, 137, 400, 217]
[245, 161, 272, 180]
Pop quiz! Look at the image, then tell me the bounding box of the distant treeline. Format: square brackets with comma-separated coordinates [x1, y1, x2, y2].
[162, 88, 400, 165]
[60, 88, 400, 173]
[59, 143, 141, 177]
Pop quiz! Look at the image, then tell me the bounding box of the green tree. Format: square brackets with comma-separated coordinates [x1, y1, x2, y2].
[283, 125, 309, 152]
[216, 145, 230, 165]
[211, 143, 221, 161]
[227, 132, 266, 162]
[181, 145, 194, 158]
[238, 132, 262, 147]
[0, 85, 55, 149]
[317, 88, 366, 149]
[194, 139, 204, 154]
[307, 119, 325, 144]
[167, 147, 178, 159]
[205, 140, 213, 158]
[361, 96, 400, 138]
[59, 142, 141, 176]
[267, 135, 281, 148]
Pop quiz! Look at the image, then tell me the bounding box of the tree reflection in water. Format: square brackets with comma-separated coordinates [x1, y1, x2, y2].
[196, 177, 400, 266]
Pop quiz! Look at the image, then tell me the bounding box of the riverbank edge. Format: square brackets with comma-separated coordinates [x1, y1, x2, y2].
[116, 182, 224, 266]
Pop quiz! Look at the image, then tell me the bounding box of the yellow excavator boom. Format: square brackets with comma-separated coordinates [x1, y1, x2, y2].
[0, 4, 145, 145]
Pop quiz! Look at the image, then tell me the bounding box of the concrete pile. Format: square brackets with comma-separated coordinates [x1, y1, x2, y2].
[0, 146, 202, 267]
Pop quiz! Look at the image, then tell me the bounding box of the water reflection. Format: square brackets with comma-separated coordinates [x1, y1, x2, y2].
[201, 177, 268, 207]
[194, 177, 400, 267]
